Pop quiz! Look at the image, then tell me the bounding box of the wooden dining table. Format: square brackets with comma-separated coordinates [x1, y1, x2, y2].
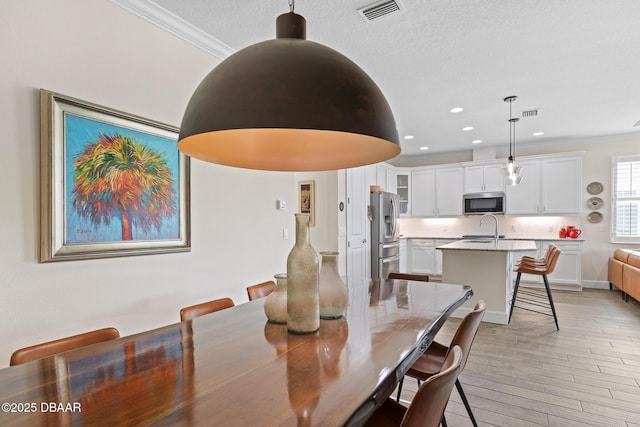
[0, 278, 472, 426]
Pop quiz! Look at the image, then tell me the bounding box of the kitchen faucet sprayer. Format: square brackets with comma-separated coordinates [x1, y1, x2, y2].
[480, 214, 499, 245]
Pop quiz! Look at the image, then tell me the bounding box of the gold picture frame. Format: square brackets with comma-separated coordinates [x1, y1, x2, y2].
[40, 89, 191, 262]
[298, 180, 315, 226]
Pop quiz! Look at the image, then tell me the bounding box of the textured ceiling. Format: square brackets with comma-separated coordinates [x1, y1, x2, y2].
[148, 0, 640, 165]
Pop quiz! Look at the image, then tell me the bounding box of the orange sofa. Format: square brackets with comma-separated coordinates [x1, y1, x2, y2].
[608, 249, 640, 303]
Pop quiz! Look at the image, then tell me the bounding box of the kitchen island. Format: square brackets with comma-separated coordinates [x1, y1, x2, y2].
[439, 239, 537, 324]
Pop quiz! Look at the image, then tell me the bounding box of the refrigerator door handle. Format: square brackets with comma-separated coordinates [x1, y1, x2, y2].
[390, 197, 398, 237]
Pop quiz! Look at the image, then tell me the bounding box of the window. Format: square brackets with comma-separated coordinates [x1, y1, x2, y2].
[612, 155, 640, 243]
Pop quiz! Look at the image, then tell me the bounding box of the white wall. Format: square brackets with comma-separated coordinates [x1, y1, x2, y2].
[0, 0, 298, 367]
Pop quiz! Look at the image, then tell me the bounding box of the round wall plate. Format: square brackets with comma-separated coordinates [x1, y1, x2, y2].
[587, 197, 604, 210]
[587, 181, 603, 195]
[587, 211, 603, 223]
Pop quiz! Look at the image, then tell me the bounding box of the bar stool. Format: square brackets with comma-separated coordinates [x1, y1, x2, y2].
[509, 244, 561, 330]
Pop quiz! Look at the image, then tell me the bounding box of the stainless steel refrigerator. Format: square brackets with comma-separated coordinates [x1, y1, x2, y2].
[370, 191, 400, 278]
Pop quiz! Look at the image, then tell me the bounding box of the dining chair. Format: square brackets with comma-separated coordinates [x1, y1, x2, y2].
[246, 280, 276, 301]
[10, 327, 120, 366]
[364, 346, 463, 427]
[388, 272, 430, 282]
[180, 297, 235, 321]
[396, 300, 486, 427]
[509, 244, 561, 330]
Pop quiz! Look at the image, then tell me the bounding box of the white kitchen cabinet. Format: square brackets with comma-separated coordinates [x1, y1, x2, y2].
[411, 167, 463, 217]
[514, 239, 583, 289]
[399, 239, 408, 273]
[386, 168, 397, 194]
[541, 156, 582, 214]
[411, 170, 436, 217]
[506, 160, 540, 214]
[543, 240, 583, 286]
[396, 172, 410, 215]
[409, 239, 436, 274]
[434, 239, 456, 275]
[464, 163, 505, 194]
[506, 154, 582, 215]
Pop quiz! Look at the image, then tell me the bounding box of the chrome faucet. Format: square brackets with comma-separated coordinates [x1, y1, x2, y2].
[480, 214, 499, 245]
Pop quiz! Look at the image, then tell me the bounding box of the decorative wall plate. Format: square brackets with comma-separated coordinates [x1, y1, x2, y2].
[586, 197, 604, 210]
[587, 211, 603, 223]
[587, 181, 603, 195]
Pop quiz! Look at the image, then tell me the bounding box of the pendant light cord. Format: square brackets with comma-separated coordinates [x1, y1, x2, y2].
[289, 0, 295, 12]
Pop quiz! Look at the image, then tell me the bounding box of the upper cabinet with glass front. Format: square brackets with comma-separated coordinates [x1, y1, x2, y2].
[396, 170, 410, 215]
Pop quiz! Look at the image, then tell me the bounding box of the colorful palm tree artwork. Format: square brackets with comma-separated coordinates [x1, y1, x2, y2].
[72, 133, 177, 241]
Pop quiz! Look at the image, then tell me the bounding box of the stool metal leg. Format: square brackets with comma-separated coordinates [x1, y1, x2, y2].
[396, 376, 404, 402]
[508, 272, 521, 323]
[542, 274, 559, 330]
[455, 379, 478, 427]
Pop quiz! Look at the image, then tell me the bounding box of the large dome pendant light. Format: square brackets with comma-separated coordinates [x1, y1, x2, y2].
[177, 1, 400, 171]
[501, 95, 522, 186]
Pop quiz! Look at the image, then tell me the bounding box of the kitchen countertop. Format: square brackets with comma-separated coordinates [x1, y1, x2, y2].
[400, 236, 585, 242]
[438, 239, 537, 252]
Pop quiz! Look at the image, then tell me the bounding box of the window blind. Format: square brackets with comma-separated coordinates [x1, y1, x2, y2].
[613, 156, 640, 242]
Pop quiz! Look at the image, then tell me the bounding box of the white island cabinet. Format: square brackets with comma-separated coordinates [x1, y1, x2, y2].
[439, 239, 537, 324]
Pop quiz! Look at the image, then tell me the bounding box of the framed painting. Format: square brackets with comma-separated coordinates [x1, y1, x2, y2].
[298, 180, 315, 226]
[40, 89, 190, 262]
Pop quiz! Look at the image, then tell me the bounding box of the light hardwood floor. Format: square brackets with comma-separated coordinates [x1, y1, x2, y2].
[396, 288, 640, 427]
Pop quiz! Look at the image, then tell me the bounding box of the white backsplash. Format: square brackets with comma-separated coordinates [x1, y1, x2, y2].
[399, 215, 582, 239]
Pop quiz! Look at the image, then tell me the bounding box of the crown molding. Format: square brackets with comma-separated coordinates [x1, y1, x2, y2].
[109, 0, 235, 59]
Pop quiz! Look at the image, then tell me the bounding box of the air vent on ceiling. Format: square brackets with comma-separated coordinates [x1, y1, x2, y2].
[358, 0, 404, 22]
[521, 109, 540, 118]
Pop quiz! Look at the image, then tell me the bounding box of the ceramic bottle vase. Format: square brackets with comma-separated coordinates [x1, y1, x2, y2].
[264, 273, 287, 324]
[286, 213, 320, 334]
[318, 251, 348, 319]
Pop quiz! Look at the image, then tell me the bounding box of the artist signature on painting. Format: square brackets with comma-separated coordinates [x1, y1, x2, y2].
[76, 229, 93, 234]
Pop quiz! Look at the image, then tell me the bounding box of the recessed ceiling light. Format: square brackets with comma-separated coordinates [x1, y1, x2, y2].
[450, 107, 464, 113]
[533, 132, 544, 136]
[462, 126, 474, 131]
[472, 140, 482, 144]
[404, 135, 414, 139]
[420, 146, 429, 150]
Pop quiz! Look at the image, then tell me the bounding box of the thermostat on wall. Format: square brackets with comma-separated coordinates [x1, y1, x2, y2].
[277, 200, 286, 210]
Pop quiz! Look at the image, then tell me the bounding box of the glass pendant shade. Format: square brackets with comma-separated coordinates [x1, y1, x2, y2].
[178, 11, 400, 171]
[502, 96, 521, 186]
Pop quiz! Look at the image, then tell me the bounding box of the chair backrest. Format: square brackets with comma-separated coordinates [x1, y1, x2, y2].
[10, 327, 120, 366]
[180, 297, 235, 321]
[545, 246, 562, 274]
[448, 300, 486, 371]
[388, 272, 429, 282]
[246, 280, 276, 301]
[400, 346, 463, 427]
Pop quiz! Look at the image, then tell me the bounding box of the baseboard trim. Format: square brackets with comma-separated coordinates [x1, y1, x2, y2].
[582, 280, 610, 290]
[452, 307, 508, 325]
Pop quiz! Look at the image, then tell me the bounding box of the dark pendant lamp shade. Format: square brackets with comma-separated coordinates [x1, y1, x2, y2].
[178, 12, 400, 171]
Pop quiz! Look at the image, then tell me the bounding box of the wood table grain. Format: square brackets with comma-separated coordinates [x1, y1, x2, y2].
[0, 278, 471, 426]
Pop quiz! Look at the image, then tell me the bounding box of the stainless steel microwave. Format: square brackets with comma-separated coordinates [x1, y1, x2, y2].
[463, 192, 505, 214]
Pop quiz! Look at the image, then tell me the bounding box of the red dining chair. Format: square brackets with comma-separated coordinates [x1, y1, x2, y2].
[396, 300, 486, 427]
[364, 346, 463, 427]
[180, 297, 235, 321]
[246, 280, 276, 301]
[10, 327, 120, 366]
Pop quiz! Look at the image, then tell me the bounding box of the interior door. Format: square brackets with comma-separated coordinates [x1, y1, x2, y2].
[346, 167, 369, 278]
